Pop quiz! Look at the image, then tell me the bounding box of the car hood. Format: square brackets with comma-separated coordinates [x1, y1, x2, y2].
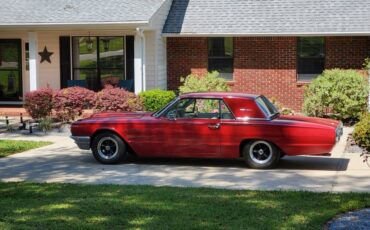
[277, 115, 340, 128]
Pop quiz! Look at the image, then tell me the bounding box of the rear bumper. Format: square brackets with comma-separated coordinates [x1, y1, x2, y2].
[70, 136, 90, 150]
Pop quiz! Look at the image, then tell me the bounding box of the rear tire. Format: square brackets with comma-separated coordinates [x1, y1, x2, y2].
[243, 140, 280, 169]
[91, 132, 128, 164]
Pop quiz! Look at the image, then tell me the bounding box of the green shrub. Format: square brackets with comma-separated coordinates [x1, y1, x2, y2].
[139, 89, 176, 112]
[303, 69, 369, 121]
[38, 117, 53, 134]
[352, 113, 370, 151]
[179, 71, 230, 94]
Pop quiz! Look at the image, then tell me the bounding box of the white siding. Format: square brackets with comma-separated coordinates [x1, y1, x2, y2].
[0, 30, 137, 99]
[144, 31, 156, 90]
[146, 0, 172, 90]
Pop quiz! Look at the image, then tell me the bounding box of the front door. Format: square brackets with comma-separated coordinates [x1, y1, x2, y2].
[0, 39, 22, 101]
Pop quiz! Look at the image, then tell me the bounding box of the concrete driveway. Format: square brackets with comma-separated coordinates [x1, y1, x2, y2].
[0, 127, 369, 192]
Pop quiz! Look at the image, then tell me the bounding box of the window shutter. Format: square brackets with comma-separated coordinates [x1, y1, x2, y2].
[59, 36, 71, 88]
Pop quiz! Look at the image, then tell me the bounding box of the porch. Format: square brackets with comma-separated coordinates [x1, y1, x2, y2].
[0, 0, 172, 106]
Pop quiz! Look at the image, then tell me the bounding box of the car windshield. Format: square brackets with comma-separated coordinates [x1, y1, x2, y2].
[255, 96, 279, 119]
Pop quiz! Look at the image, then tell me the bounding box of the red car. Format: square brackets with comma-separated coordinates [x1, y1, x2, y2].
[71, 92, 343, 169]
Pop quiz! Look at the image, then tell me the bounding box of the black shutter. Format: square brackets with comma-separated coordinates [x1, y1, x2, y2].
[59, 36, 71, 88]
[126, 36, 134, 80]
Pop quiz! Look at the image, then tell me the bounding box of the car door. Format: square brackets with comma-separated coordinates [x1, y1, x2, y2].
[171, 98, 222, 157]
[158, 98, 222, 158]
[128, 98, 222, 158]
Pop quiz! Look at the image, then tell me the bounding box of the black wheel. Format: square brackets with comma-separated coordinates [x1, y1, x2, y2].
[243, 140, 280, 169]
[91, 132, 128, 164]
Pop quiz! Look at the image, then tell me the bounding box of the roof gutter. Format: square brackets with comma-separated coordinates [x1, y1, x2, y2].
[162, 31, 370, 37]
[0, 21, 149, 30]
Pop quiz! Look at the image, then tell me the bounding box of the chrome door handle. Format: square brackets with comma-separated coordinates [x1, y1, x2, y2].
[208, 123, 220, 130]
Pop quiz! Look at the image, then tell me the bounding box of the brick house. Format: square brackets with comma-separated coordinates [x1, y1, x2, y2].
[163, 0, 370, 111]
[0, 0, 369, 111]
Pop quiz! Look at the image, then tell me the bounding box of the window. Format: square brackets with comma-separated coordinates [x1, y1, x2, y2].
[163, 98, 234, 120]
[0, 39, 22, 101]
[72, 36, 125, 91]
[25, 43, 29, 71]
[297, 37, 325, 82]
[208, 37, 234, 80]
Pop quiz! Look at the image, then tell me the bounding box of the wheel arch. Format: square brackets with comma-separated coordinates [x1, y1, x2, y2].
[91, 129, 135, 155]
[239, 138, 284, 157]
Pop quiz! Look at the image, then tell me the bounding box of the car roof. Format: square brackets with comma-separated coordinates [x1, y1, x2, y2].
[179, 92, 259, 99]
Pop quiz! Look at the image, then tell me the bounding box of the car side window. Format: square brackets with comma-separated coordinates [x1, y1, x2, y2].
[220, 100, 234, 119]
[163, 98, 221, 119]
[193, 99, 220, 119]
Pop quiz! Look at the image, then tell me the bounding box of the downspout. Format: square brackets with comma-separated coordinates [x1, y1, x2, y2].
[136, 28, 146, 92]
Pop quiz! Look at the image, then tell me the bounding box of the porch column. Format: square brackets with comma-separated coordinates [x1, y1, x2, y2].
[28, 32, 38, 91]
[134, 28, 146, 94]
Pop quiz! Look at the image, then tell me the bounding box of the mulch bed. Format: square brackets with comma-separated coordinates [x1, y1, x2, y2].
[345, 134, 365, 154]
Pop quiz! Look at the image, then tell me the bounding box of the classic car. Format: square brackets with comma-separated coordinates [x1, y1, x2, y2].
[71, 92, 343, 169]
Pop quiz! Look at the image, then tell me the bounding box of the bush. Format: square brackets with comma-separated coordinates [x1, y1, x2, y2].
[24, 88, 53, 120]
[303, 69, 369, 121]
[270, 97, 294, 115]
[179, 71, 230, 94]
[139, 89, 176, 112]
[352, 113, 370, 151]
[53, 87, 96, 122]
[38, 117, 53, 133]
[95, 86, 143, 112]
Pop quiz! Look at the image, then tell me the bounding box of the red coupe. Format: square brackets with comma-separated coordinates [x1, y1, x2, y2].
[71, 92, 343, 169]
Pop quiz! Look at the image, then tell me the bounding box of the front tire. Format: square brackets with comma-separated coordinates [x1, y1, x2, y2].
[243, 140, 280, 169]
[91, 132, 128, 164]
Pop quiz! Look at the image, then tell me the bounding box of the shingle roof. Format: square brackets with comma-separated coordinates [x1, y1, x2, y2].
[0, 0, 166, 25]
[163, 0, 370, 35]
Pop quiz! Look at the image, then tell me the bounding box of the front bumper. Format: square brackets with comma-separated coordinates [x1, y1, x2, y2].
[335, 122, 343, 142]
[71, 136, 91, 150]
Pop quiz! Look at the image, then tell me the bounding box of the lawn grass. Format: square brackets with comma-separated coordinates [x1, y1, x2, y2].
[0, 140, 52, 158]
[0, 183, 368, 229]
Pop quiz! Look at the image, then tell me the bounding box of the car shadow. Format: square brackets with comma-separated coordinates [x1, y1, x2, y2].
[125, 155, 350, 171]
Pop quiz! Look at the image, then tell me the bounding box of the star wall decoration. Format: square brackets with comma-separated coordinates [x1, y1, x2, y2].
[39, 46, 53, 63]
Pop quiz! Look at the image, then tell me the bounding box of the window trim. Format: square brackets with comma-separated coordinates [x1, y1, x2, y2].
[207, 37, 234, 81]
[71, 36, 127, 90]
[296, 37, 326, 83]
[160, 97, 236, 120]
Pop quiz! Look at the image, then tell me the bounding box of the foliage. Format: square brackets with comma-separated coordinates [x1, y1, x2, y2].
[38, 117, 53, 133]
[139, 89, 176, 112]
[53, 87, 96, 122]
[24, 88, 53, 120]
[353, 113, 370, 152]
[95, 85, 143, 112]
[0, 140, 51, 158]
[363, 58, 370, 71]
[0, 183, 369, 229]
[179, 71, 230, 94]
[270, 97, 294, 115]
[303, 69, 369, 122]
